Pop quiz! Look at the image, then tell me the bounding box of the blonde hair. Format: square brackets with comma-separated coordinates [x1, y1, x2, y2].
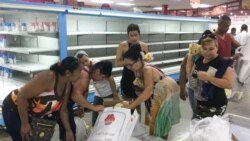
[201, 37, 218, 48]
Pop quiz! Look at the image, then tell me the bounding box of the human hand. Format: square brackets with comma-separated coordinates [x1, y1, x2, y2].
[122, 101, 131, 109]
[21, 123, 32, 141]
[66, 130, 74, 141]
[94, 105, 104, 112]
[232, 53, 243, 60]
[180, 88, 187, 101]
[75, 107, 84, 117]
[197, 71, 209, 81]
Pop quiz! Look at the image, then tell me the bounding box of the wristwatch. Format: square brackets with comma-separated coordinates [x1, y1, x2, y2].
[192, 70, 198, 78]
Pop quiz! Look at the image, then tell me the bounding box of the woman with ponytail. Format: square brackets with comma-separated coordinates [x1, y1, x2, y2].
[2, 56, 81, 141]
[122, 43, 180, 139]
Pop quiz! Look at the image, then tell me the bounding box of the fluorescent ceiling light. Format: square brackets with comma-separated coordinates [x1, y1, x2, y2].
[116, 3, 135, 6]
[128, 0, 134, 1]
[91, 0, 114, 4]
[153, 7, 162, 10]
[198, 4, 211, 8]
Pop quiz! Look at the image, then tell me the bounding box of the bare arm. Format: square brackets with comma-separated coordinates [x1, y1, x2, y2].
[17, 71, 53, 140]
[186, 54, 195, 76]
[179, 55, 188, 100]
[198, 67, 234, 89]
[71, 71, 103, 112]
[115, 42, 125, 67]
[129, 68, 154, 109]
[107, 76, 119, 100]
[60, 83, 74, 141]
[140, 42, 148, 53]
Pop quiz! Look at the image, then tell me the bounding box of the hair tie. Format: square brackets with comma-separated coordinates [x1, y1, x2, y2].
[144, 52, 154, 62]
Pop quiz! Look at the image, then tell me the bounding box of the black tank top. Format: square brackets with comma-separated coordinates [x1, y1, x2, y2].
[120, 41, 137, 98]
[195, 56, 228, 107]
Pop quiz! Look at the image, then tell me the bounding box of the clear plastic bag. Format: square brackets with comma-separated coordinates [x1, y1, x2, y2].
[190, 116, 232, 141]
[74, 117, 90, 141]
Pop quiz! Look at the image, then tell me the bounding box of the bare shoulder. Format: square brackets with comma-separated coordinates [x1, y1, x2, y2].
[139, 41, 148, 52]
[143, 66, 154, 74]
[74, 70, 89, 87]
[35, 70, 55, 83]
[139, 41, 147, 46]
[119, 41, 128, 48]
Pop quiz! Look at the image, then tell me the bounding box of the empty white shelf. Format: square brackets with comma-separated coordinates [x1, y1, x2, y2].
[67, 31, 127, 35]
[91, 55, 116, 60]
[151, 58, 184, 65]
[67, 31, 203, 36]
[2, 62, 50, 73]
[152, 48, 188, 55]
[0, 47, 59, 54]
[162, 65, 180, 75]
[68, 44, 118, 50]
[112, 67, 123, 72]
[0, 31, 58, 36]
[91, 48, 188, 62]
[68, 40, 197, 50]
[148, 40, 198, 46]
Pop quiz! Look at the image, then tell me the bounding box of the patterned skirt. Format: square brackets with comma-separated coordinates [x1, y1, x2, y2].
[146, 76, 181, 137]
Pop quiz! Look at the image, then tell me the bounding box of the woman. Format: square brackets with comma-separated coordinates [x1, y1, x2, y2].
[122, 43, 180, 138]
[2, 56, 81, 141]
[58, 52, 105, 141]
[186, 32, 234, 119]
[115, 23, 148, 99]
[74, 50, 119, 126]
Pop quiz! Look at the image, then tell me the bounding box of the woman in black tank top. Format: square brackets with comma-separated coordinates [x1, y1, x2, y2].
[121, 41, 137, 98]
[116, 24, 148, 99]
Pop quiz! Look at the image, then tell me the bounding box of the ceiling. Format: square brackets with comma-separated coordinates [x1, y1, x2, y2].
[82, 0, 236, 12]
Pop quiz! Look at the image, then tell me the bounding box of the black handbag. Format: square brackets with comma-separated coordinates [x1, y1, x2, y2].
[30, 117, 57, 141]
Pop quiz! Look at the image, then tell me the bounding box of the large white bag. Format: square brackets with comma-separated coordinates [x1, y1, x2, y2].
[74, 117, 90, 141]
[88, 107, 139, 141]
[190, 116, 232, 141]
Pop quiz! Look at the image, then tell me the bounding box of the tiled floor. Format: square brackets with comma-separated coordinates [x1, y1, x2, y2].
[1, 78, 250, 141]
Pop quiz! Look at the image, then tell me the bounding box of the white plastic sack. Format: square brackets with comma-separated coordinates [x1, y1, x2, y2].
[190, 116, 232, 141]
[88, 107, 139, 141]
[74, 117, 89, 141]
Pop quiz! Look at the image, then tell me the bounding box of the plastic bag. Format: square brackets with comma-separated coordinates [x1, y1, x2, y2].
[74, 117, 90, 141]
[190, 116, 232, 141]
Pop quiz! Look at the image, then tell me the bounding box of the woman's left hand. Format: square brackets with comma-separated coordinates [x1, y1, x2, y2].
[197, 71, 209, 81]
[66, 130, 74, 141]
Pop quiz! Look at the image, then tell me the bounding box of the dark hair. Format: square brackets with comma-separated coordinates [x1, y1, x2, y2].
[123, 43, 142, 61]
[231, 27, 236, 31]
[198, 30, 215, 44]
[218, 15, 231, 24]
[127, 24, 140, 35]
[90, 61, 113, 77]
[241, 24, 248, 32]
[50, 56, 80, 75]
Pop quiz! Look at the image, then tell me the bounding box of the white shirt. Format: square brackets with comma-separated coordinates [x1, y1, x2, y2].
[90, 59, 113, 97]
[235, 31, 250, 46]
[93, 79, 113, 97]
